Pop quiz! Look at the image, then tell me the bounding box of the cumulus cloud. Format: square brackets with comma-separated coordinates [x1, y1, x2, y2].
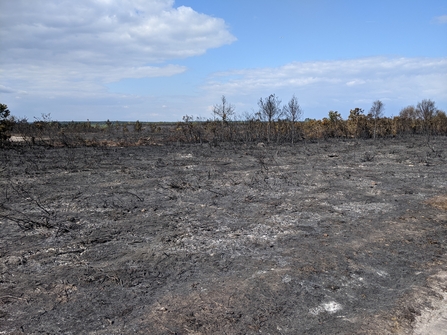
[0, 0, 235, 96]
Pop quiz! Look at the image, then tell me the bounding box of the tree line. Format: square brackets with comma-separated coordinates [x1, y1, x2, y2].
[189, 95, 446, 144]
[0, 97, 446, 147]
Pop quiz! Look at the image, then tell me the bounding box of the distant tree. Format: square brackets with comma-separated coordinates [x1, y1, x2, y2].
[258, 94, 281, 143]
[134, 120, 142, 133]
[399, 105, 417, 135]
[328, 111, 342, 123]
[213, 95, 235, 124]
[348, 108, 366, 138]
[416, 99, 437, 142]
[181, 115, 196, 142]
[182, 114, 194, 123]
[0, 103, 10, 120]
[368, 100, 384, 139]
[432, 110, 447, 135]
[416, 99, 436, 121]
[327, 110, 343, 137]
[399, 105, 417, 119]
[0, 103, 13, 145]
[282, 95, 303, 144]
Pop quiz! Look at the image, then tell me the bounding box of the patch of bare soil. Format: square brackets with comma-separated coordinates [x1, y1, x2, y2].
[1, 136, 446, 334]
[426, 195, 447, 211]
[411, 269, 447, 335]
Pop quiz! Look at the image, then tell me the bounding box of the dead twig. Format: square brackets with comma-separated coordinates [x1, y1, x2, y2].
[207, 188, 226, 196]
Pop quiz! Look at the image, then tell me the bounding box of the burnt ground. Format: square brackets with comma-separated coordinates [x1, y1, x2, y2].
[1, 136, 447, 334]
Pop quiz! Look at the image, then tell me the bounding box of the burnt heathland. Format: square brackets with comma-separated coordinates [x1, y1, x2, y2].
[1, 136, 447, 334]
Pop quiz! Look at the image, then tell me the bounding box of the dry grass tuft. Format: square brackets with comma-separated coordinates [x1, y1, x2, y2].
[426, 195, 447, 211]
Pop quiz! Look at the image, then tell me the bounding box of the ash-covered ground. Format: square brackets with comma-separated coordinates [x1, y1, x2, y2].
[1, 136, 446, 334]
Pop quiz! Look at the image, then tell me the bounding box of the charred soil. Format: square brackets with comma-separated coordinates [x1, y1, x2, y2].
[1, 136, 447, 334]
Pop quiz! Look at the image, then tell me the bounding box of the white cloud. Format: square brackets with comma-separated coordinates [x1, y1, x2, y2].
[0, 0, 235, 64]
[205, 57, 447, 94]
[1, 63, 187, 99]
[4, 56, 446, 122]
[202, 57, 447, 119]
[433, 15, 447, 24]
[0, 85, 15, 94]
[346, 79, 366, 86]
[0, 0, 235, 96]
[0, 85, 27, 96]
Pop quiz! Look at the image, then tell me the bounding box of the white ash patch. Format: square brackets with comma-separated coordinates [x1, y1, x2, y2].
[333, 202, 394, 215]
[9, 136, 26, 142]
[157, 221, 302, 256]
[252, 270, 268, 278]
[340, 273, 366, 288]
[309, 301, 342, 316]
[282, 274, 292, 283]
[183, 165, 197, 170]
[375, 270, 389, 277]
[268, 213, 311, 227]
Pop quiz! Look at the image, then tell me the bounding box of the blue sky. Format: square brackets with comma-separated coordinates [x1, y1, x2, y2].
[0, 0, 446, 122]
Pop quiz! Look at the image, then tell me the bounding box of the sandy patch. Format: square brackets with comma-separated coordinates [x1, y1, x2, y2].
[426, 195, 447, 211]
[413, 271, 447, 335]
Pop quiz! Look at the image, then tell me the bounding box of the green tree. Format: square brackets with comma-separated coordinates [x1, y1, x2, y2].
[0, 104, 10, 120]
[0, 104, 13, 145]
